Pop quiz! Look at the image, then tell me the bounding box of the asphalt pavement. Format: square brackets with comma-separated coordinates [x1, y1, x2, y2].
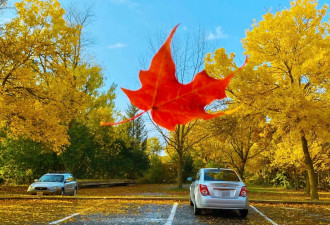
[51, 201, 330, 225]
[58, 203, 265, 225]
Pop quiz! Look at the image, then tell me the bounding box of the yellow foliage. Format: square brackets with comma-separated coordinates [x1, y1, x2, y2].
[203, 0, 329, 182]
[0, 0, 104, 151]
[242, 0, 329, 134]
[240, 0, 329, 177]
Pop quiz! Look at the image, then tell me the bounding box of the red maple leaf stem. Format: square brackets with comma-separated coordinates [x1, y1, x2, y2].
[100, 110, 148, 127]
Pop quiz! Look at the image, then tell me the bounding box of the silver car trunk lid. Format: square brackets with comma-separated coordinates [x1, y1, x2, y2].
[205, 181, 242, 198]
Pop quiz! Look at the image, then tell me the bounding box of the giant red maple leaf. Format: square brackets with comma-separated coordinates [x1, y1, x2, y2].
[101, 25, 247, 131]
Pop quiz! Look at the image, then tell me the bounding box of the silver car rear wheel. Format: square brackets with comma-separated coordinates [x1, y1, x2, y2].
[193, 201, 201, 215]
[239, 209, 248, 218]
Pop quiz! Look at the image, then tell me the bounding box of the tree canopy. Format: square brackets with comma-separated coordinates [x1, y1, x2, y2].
[0, 0, 103, 151]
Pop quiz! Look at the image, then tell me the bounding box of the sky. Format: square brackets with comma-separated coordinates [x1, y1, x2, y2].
[62, 0, 295, 112]
[56, 0, 327, 113]
[2, 0, 329, 136]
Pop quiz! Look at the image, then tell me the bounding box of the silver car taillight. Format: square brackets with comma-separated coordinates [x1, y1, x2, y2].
[239, 186, 248, 197]
[199, 184, 210, 196]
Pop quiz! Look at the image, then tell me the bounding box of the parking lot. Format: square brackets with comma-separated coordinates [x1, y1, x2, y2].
[53, 202, 330, 225]
[55, 202, 268, 225]
[1, 198, 328, 225]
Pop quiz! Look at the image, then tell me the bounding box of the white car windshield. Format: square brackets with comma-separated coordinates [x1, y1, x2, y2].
[204, 169, 240, 182]
[39, 175, 64, 182]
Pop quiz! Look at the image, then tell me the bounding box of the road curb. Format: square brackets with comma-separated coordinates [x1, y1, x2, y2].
[0, 196, 329, 205]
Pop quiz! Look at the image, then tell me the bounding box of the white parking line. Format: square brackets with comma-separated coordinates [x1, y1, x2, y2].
[164, 202, 178, 225]
[48, 212, 80, 224]
[251, 205, 278, 225]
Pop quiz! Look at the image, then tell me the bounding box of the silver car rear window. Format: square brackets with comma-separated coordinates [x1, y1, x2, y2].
[204, 169, 240, 182]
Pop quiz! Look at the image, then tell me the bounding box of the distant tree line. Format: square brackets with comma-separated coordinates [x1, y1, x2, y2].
[0, 104, 150, 184]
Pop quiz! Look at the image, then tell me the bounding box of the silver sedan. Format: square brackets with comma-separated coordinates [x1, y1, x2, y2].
[188, 168, 249, 217]
[27, 173, 78, 196]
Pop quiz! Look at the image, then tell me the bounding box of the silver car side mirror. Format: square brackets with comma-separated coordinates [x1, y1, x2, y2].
[65, 179, 71, 183]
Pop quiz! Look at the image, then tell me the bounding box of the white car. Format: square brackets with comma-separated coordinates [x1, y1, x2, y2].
[188, 168, 249, 217]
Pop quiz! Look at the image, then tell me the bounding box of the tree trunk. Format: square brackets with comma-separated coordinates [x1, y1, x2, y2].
[301, 135, 319, 200]
[305, 171, 310, 194]
[177, 151, 183, 188]
[238, 164, 245, 180]
[293, 168, 298, 190]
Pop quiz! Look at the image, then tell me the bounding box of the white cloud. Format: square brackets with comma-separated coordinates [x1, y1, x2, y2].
[108, 43, 128, 49]
[206, 26, 228, 40]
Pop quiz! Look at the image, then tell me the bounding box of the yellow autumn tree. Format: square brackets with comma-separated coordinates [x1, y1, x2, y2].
[241, 0, 329, 199]
[272, 130, 329, 190]
[0, 0, 103, 151]
[199, 47, 271, 179]
[187, 107, 273, 180]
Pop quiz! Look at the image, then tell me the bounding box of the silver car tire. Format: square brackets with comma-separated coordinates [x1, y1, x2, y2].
[239, 209, 248, 218]
[193, 201, 201, 215]
[72, 188, 77, 196]
[61, 189, 65, 196]
[190, 196, 193, 206]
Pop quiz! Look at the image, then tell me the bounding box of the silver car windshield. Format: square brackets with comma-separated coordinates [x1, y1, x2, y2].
[39, 175, 64, 182]
[204, 169, 240, 182]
